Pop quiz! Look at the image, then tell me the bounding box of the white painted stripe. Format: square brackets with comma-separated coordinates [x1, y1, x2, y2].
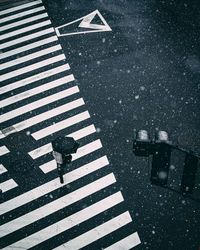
[72, 139, 102, 161]
[0, 44, 61, 70]
[32, 111, 90, 140]
[39, 139, 102, 173]
[0, 54, 66, 82]
[0, 179, 18, 193]
[0, 82, 77, 122]
[54, 212, 132, 250]
[0, 6, 45, 24]
[0, 12, 48, 32]
[0, 27, 54, 50]
[0, 173, 116, 237]
[0, 146, 9, 156]
[0, 0, 42, 16]
[0, 156, 109, 215]
[1, 98, 85, 136]
[0, 20, 51, 40]
[0, 164, 7, 174]
[29, 125, 96, 160]
[0, 35, 58, 60]
[104, 232, 141, 250]
[0, 64, 70, 95]
[4, 192, 124, 249]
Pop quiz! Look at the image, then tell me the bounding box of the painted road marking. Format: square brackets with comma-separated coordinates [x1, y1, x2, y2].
[0, 83, 77, 122]
[29, 124, 96, 160]
[0, 164, 7, 175]
[0, 179, 18, 193]
[39, 139, 103, 173]
[0, 44, 62, 70]
[3, 192, 124, 249]
[0, 156, 109, 215]
[55, 9, 112, 37]
[0, 6, 45, 24]
[0, 146, 9, 156]
[0, 0, 42, 16]
[0, 12, 48, 32]
[0, 54, 66, 82]
[53, 211, 132, 250]
[31, 111, 90, 140]
[0, 36, 58, 60]
[0, 27, 54, 50]
[0, 173, 116, 237]
[0, 64, 70, 95]
[104, 232, 141, 250]
[0, 20, 51, 41]
[0, 98, 85, 136]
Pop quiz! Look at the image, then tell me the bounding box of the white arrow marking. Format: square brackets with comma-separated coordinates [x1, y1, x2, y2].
[55, 10, 111, 37]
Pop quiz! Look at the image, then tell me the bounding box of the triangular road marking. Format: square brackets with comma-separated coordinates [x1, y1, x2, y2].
[55, 10, 112, 37]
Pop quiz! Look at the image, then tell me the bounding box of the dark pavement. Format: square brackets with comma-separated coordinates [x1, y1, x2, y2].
[43, 1, 200, 249]
[0, 0, 200, 249]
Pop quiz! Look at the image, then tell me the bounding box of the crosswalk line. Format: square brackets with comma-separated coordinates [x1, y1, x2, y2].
[0, 156, 109, 215]
[3, 192, 124, 249]
[0, 54, 66, 82]
[29, 124, 96, 160]
[39, 139, 103, 173]
[0, 146, 9, 156]
[0, 0, 42, 16]
[104, 232, 141, 250]
[0, 12, 48, 32]
[72, 139, 102, 161]
[0, 179, 18, 193]
[0, 83, 77, 122]
[0, 98, 85, 136]
[53, 211, 132, 250]
[0, 173, 116, 238]
[0, 64, 70, 95]
[31, 111, 90, 140]
[0, 6, 45, 24]
[0, 164, 7, 174]
[0, 19, 51, 41]
[0, 44, 62, 70]
[0, 35, 58, 59]
[0, 27, 54, 50]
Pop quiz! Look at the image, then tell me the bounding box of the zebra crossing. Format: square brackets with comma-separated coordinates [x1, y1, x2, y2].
[0, 0, 141, 249]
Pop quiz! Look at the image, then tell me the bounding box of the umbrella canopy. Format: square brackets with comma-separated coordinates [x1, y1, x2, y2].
[51, 136, 79, 155]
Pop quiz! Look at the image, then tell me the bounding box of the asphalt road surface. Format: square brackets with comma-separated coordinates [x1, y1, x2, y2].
[0, 0, 200, 249]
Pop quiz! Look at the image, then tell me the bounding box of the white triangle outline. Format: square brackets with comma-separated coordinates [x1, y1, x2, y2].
[55, 10, 112, 37]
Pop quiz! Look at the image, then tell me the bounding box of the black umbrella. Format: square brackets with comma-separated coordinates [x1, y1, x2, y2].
[52, 136, 79, 155]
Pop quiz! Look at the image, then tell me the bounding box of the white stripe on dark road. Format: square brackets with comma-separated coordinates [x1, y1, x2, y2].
[104, 232, 141, 250]
[0, 173, 116, 237]
[0, 164, 7, 174]
[0, 0, 42, 16]
[31, 111, 90, 140]
[0, 44, 62, 70]
[29, 124, 96, 160]
[53, 211, 132, 250]
[39, 139, 103, 173]
[1, 98, 85, 136]
[0, 84, 78, 123]
[0, 27, 54, 50]
[0, 64, 70, 95]
[0, 156, 109, 215]
[0, 12, 48, 32]
[0, 6, 45, 24]
[3, 192, 124, 249]
[0, 54, 66, 82]
[0, 20, 51, 41]
[0, 36, 58, 59]
[0, 146, 9, 156]
[0, 179, 18, 193]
